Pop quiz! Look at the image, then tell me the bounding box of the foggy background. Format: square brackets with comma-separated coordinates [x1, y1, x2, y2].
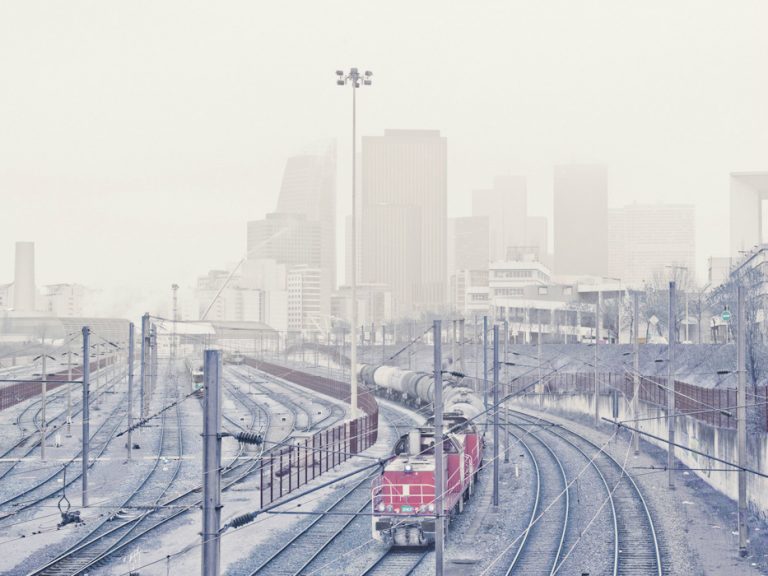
[1, 1, 766, 315]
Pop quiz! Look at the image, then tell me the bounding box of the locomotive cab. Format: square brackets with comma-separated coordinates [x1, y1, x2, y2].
[372, 429, 464, 546]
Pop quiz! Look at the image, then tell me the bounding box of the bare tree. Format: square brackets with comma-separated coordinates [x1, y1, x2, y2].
[708, 266, 767, 387]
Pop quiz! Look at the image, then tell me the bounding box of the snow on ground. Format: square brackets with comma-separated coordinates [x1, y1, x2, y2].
[90, 362, 356, 576]
[0, 364, 165, 574]
[514, 404, 768, 576]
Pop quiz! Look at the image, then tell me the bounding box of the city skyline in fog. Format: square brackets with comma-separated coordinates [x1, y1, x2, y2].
[2, 1, 767, 316]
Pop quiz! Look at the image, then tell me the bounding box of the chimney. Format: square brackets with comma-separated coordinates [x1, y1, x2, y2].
[14, 241, 36, 311]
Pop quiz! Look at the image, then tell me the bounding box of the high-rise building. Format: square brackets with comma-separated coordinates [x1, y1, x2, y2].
[287, 266, 322, 332]
[472, 176, 528, 262]
[360, 129, 447, 314]
[196, 270, 264, 323]
[276, 140, 336, 314]
[247, 213, 321, 270]
[524, 216, 549, 260]
[13, 241, 36, 311]
[553, 165, 608, 276]
[448, 216, 490, 274]
[40, 284, 88, 317]
[730, 172, 768, 256]
[608, 204, 696, 288]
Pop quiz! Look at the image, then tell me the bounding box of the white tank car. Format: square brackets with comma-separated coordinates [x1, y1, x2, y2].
[360, 364, 482, 419]
[444, 386, 484, 421]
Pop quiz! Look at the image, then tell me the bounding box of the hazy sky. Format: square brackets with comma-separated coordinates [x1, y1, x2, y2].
[2, 1, 767, 312]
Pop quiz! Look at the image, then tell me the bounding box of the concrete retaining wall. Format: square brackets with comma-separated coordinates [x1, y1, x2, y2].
[511, 392, 768, 519]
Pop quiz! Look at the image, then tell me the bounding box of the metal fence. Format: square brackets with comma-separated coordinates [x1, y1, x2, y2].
[508, 371, 768, 431]
[0, 356, 116, 412]
[244, 358, 379, 507]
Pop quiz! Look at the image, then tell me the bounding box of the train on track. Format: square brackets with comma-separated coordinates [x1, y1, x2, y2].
[358, 364, 485, 546]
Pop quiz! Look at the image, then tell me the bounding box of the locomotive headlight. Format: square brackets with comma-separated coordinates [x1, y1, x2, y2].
[428, 503, 435, 512]
[378, 502, 386, 512]
[404, 463, 413, 473]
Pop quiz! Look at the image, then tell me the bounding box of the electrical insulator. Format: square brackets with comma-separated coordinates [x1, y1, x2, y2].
[229, 511, 257, 529]
[235, 431, 263, 445]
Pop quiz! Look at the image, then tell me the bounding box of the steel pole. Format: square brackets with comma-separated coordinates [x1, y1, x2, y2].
[483, 315, 488, 410]
[459, 318, 466, 374]
[595, 290, 601, 425]
[128, 322, 135, 461]
[140, 313, 148, 420]
[349, 82, 359, 419]
[633, 292, 640, 455]
[40, 353, 47, 462]
[66, 349, 72, 437]
[150, 324, 157, 395]
[474, 315, 479, 394]
[382, 324, 386, 365]
[492, 325, 499, 507]
[668, 281, 676, 489]
[538, 316, 543, 406]
[82, 326, 90, 507]
[503, 319, 509, 463]
[202, 349, 222, 576]
[451, 320, 456, 371]
[737, 285, 748, 556]
[433, 320, 444, 576]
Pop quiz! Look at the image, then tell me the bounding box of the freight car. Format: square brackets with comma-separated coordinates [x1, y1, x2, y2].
[359, 364, 485, 546]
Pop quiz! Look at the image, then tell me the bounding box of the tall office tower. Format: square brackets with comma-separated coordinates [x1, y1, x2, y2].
[287, 266, 322, 331]
[472, 175, 527, 261]
[449, 216, 490, 273]
[13, 241, 36, 311]
[730, 172, 768, 256]
[525, 216, 549, 259]
[608, 204, 696, 288]
[360, 129, 447, 314]
[553, 165, 608, 276]
[247, 213, 321, 270]
[275, 140, 336, 317]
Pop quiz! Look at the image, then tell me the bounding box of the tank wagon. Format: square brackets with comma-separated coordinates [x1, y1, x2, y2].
[358, 364, 485, 546]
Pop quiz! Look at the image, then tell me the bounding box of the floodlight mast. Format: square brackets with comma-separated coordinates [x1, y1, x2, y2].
[336, 67, 373, 419]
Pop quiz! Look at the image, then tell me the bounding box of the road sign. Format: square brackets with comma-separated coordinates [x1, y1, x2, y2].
[722, 309, 732, 322]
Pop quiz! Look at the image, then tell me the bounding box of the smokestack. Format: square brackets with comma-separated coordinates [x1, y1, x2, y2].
[14, 241, 36, 311]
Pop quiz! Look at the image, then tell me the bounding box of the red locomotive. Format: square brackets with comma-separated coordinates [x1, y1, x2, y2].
[371, 412, 483, 546]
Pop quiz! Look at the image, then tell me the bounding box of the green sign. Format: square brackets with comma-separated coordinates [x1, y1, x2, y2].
[722, 309, 731, 322]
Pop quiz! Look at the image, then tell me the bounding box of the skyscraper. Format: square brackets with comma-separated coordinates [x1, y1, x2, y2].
[608, 204, 696, 288]
[360, 129, 447, 314]
[730, 172, 768, 256]
[247, 213, 321, 270]
[275, 140, 336, 316]
[472, 176, 528, 261]
[449, 216, 490, 273]
[553, 165, 608, 276]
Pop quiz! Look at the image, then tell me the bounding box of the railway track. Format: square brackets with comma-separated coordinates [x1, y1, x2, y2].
[238, 405, 416, 576]
[29, 367, 185, 576]
[27, 365, 298, 575]
[508, 410, 662, 576]
[245, 470, 378, 575]
[360, 547, 430, 575]
[0, 366, 121, 486]
[0, 374, 129, 519]
[500, 427, 568, 575]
